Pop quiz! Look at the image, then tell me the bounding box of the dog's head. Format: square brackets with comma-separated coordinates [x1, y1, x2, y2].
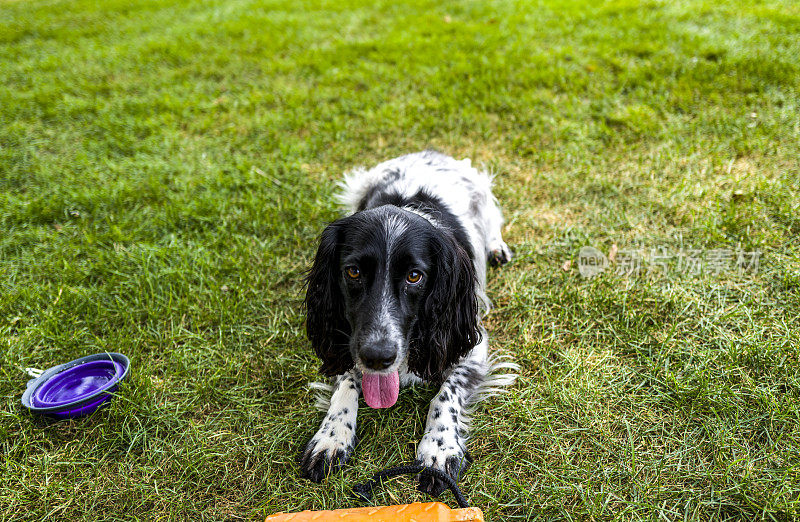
[304, 205, 481, 407]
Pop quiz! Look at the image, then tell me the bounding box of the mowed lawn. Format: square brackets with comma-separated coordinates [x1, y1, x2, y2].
[1, 0, 799, 519]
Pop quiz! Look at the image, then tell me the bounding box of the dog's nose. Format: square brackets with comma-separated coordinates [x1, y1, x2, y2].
[360, 343, 396, 371]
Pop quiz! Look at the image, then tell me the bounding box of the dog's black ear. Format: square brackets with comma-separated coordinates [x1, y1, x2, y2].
[304, 219, 354, 376]
[409, 230, 481, 383]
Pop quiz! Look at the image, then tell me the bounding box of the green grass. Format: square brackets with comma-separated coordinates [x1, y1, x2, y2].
[1, 0, 799, 519]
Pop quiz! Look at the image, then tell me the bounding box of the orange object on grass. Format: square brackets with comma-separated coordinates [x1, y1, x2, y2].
[265, 501, 484, 521]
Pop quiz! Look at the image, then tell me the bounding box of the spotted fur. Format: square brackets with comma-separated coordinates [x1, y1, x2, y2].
[300, 150, 517, 496]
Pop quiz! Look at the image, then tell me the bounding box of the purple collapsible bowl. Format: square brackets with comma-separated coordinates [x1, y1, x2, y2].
[21, 353, 130, 419]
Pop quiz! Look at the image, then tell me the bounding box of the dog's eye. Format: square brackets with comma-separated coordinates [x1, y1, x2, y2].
[406, 270, 423, 284]
[345, 266, 360, 280]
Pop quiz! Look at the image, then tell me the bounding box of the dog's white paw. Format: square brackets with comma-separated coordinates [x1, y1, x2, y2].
[415, 430, 472, 497]
[488, 239, 512, 266]
[299, 424, 357, 482]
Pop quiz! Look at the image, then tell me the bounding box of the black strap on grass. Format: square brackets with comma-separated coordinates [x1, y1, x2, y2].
[351, 463, 469, 509]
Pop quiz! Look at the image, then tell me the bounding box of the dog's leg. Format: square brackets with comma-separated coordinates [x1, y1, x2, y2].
[485, 197, 512, 266]
[416, 343, 487, 496]
[299, 370, 360, 482]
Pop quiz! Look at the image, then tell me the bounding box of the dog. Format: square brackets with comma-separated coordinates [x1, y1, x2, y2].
[299, 150, 517, 496]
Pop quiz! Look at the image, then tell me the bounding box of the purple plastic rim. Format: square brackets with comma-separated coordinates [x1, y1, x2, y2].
[50, 394, 114, 419]
[32, 360, 124, 408]
[21, 353, 129, 418]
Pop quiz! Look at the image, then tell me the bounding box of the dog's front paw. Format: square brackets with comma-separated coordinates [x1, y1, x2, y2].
[298, 431, 357, 483]
[415, 434, 473, 497]
[488, 240, 512, 266]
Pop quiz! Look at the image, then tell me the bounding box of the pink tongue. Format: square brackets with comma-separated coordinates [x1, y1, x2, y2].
[362, 371, 399, 409]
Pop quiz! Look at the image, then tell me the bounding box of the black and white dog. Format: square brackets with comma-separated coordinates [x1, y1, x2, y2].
[300, 150, 516, 495]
